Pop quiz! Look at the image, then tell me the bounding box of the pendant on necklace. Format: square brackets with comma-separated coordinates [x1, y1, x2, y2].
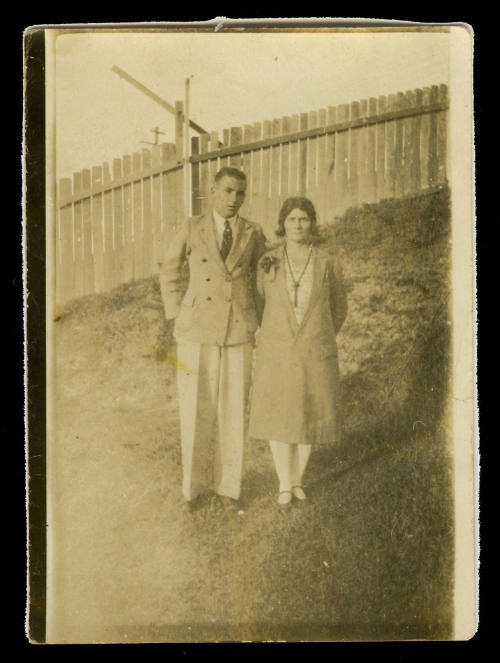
[293, 282, 300, 307]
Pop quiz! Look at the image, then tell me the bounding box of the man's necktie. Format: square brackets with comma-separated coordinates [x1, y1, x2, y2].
[220, 220, 233, 262]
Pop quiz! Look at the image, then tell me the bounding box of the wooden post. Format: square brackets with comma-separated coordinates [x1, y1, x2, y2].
[191, 136, 200, 216]
[174, 100, 185, 226]
[288, 115, 300, 195]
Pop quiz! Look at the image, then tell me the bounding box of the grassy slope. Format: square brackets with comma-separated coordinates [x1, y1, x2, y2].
[53, 187, 453, 642]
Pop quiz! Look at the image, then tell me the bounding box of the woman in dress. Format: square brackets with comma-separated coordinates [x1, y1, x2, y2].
[249, 197, 348, 505]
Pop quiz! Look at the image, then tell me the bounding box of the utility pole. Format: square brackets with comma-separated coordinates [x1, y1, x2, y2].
[140, 126, 166, 146]
[112, 65, 208, 136]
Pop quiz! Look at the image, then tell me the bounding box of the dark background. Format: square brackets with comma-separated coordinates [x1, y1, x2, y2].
[19, 11, 490, 655]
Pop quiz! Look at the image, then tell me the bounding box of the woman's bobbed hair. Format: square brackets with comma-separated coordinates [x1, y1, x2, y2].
[275, 197, 319, 237]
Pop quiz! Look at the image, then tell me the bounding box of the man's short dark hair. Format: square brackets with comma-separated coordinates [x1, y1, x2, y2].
[214, 167, 247, 184]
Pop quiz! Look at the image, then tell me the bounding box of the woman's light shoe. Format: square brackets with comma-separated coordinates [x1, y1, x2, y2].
[292, 486, 306, 501]
[278, 491, 293, 505]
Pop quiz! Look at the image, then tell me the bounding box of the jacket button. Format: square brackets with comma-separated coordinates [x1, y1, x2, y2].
[206, 278, 211, 281]
[207, 296, 212, 301]
[202, 258, 207, 262]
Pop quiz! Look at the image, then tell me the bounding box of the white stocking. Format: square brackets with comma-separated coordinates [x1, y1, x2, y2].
[290, 444, 312, 487]
[269, 440, 292, 492]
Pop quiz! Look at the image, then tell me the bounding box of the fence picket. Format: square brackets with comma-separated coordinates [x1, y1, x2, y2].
[56, 84, 448, 304]
[251, 122, 263, 227]
[306, 110, 319, 214]
[91, 166, 105, 293]
[190, 137, 200, 216]
[288, 115, 299, 196]
[198, 133, 211, 216]
[81, 169, 94, 296]
[243, 124, 254, 217]
[375, 96, 387, 201]
[384, 94, 397, 200]
[141, 149, 153, 278]
[428, 86, 439, 187]
[58, 179, 73, 306]
[408, 89, 422, 195]
[122, 156, 133, 285]
[437, 84, 448, 184]
[229, 126, 243, 168]
[132, 153, 143, 281]
[349, 100, 361, 209]
[161, 144, 178, 251]
[261, 120, 273, 234]
[72, 172, 84, 299]
[365, 98, 377, 204]
[269, 118, 282, 225]
[332, 103, 349, 218]
[151, 145, 162, 270]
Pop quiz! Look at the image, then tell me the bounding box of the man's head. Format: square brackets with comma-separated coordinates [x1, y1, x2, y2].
[212, 167, 247, 219]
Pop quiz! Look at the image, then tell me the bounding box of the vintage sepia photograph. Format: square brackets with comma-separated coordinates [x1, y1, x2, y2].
[25, 21, 476, 643]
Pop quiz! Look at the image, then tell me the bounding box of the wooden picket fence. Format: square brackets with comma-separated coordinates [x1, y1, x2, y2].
[56, 83, 448, 307]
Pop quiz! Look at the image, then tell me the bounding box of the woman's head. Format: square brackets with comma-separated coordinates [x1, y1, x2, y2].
[276, 197, 318, 243]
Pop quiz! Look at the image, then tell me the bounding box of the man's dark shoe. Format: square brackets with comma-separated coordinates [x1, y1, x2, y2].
[182, 494, 205, 514]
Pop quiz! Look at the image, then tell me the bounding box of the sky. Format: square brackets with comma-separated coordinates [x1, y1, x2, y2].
[54, 29, 450, 181]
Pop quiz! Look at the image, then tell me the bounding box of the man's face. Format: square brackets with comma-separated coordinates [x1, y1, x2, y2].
[212, 176, 246, 219]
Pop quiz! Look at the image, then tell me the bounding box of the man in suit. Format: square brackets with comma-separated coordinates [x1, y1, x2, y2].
[160, 167, 267, 511]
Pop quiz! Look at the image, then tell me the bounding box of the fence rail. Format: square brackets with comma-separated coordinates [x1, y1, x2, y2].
[55, 83, 448, 308]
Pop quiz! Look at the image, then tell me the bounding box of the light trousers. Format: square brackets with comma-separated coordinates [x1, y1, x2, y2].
[269, 441, 312, 492]
[176, 341, 253, 501]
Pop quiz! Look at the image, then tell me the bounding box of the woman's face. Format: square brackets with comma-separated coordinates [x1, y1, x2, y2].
[284, 208, 312, 243]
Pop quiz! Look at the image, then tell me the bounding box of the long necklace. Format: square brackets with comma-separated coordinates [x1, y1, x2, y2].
[284, 244, 313, 307]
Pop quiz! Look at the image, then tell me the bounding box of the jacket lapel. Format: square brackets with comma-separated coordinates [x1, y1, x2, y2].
[225, 217, 254, 273]
[296, 250, 328, 333]
[199, 214, 228, 275]
[277, 246, 300, 336]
